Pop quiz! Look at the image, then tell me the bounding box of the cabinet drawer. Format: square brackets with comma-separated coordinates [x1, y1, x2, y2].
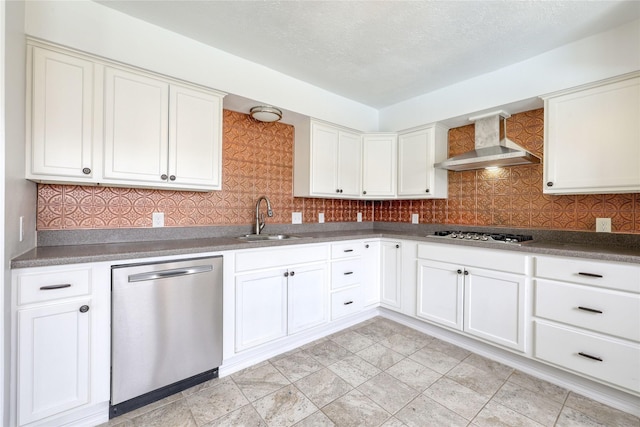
[16, 267, 91, 305]
[535, 280, 640, 342]
[331, 242, 363, 259]
[331, 287, 363, 320]
[534, 256, 640, 293]
[417, 243, 526, 274]
[534, 321, 640, 393]
[235, 244, 327, 272]
[331, 259, 362, 290]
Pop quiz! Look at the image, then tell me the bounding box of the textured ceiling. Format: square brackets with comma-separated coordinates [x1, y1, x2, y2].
[95, 1, 640, 108]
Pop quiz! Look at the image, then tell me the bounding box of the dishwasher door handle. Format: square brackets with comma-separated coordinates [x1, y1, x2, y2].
[128, 265, 213, 283]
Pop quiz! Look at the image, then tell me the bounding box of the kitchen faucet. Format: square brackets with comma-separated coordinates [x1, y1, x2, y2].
[254, 196, 273, 235]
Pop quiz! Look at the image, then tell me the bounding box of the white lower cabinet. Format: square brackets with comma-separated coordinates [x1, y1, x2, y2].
[416, 244, 528, 352]
[329, 241, 366, 320]
[234, 245, 328, 352]
[380, 240, 402, 309]
[235, 269, 288, 351]
[361, 241, 381, 308]
[532, 255, 640, 394]
[11, 263, 110, 427]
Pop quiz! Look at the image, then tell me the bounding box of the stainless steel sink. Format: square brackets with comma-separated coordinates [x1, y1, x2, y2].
[237, 234, 300, 241]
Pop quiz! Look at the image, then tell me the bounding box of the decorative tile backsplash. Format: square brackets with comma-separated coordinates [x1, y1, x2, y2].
[37, 109, 639, 233]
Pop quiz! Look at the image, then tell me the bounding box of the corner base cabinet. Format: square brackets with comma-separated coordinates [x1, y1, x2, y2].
[11, 263, 110, 427]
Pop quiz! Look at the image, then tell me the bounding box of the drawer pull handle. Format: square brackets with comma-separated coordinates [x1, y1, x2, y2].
[343, 249, 354, 253]
[343, 301, 353, 305]
[40, 284, 71, 291]
[578, 272, 603, 278]
[578, 306, 603, 314]
[578, 352, 603, 362]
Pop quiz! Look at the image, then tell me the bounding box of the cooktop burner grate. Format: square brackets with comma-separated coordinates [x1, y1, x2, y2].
[428, 230, 534, 245]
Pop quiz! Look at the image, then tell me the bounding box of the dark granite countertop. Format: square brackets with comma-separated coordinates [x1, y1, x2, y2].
[11, 223, 640, 268]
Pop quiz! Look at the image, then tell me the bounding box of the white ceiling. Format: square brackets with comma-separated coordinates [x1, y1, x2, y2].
[95, 1, 640, 109]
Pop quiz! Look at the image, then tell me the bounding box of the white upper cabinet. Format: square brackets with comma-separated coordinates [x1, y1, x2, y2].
[397, 125, 448, 198]
[27, 40, 225, 192]
[104, 67, 170, 184]
[296, 120, 361, 198]
[27, 46, 97, 182]
[542, 73, 640, 194]
[362, 134, 397, 198]
[169, 85, 223, 189]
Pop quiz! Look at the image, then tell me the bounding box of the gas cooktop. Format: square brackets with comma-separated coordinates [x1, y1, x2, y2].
[426, 230, 534, 246]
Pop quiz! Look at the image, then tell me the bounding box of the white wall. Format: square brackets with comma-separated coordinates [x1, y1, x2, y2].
[24, 0, 379, 131]
[379, 19, 640, 131]
[3, 1, 33, 423]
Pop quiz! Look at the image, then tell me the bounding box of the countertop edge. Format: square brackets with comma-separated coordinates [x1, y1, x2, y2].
[11, 230, 640, 269]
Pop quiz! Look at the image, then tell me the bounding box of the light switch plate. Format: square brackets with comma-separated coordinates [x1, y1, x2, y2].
[411, 213, 419, 224]
[292, 212, 302, 224]
[152, 212, 164, 227]
[596, 217, 611, 233]
[357, 212, 362, 222]
[318, 212, 325, 223]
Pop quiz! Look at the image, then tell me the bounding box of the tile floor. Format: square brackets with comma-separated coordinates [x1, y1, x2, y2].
[101, 317, 639, 427]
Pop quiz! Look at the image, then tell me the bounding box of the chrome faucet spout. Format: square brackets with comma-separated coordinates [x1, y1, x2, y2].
[255, 196, 273, 235]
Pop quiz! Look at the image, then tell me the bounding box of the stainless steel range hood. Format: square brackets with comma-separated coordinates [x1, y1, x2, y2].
[435, 110, 540, 171]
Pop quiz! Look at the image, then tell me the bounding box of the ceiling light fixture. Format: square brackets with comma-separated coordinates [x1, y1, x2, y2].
[250, 105, 282, 123]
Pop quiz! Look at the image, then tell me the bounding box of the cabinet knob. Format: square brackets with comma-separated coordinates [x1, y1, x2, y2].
[79, 305, 90, 313]
[546, 181, 554, 187]
[365, 244, 369, 248]
[425, 189, 429, 193]
[82, 167, 91, 175]
[169, 175, 176, 181]
[395, 244, 400, 248]
[339, 189, 343, 193]
[290, 271, 295, 277]
[457, 269, 462, 274]
[464, 270, 469, 276]
[284, 272, 289, 277]
[362, 191, 367, 195]
[336, 189, 340, 193]
[161, 174, 168, 180]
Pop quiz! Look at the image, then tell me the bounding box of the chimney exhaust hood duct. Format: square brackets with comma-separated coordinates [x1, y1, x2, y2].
[434, 110, 540, 171]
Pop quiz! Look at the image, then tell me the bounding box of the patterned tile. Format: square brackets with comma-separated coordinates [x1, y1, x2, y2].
[36, 108, 639, 234]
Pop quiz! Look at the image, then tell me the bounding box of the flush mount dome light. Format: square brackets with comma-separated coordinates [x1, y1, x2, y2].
[250, 106, 282, 123]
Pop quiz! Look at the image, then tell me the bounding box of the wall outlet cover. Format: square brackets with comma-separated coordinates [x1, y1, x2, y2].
[411, 213, 419, 224]
[595, 217, 611, 233]
[357, 212, 362, 222]
[291, 212, 302, 224]
[152, 212, 165, 227]
[318, 212, 325, 223]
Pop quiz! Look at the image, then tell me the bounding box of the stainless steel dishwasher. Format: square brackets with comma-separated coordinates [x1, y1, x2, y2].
[110, 256, 222, 418]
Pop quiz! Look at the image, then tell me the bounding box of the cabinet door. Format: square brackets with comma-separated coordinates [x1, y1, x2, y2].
[361, 241, 381, 307]
[397, 129, 431, 196]
[380, 241, 402, 309]
[336, 131, 362, 197]
[103, 67, 170, 183]
[29, 47, 94, 180]
[288, 264, 328, 334]
[464, 268, 526, 352]
[544, 75, 640, 194]
[17, 299, 91, 425]
[310, 122, 339, 196]
[362, 135, 397, 198]
[417, 260, 463, 330]
[235, 270, 287, 351]
[169, 84, 223, 190]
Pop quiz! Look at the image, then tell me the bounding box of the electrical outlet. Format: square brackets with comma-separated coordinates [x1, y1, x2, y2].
[596, 217, 611, 233]
[318, 212, 325, 223]
[291, 212, 302, 224]
[19, 216, 24, 242]
[152, 212, 165, 227]
[411, 213, 419, 224]
[357, 212, 362, 222]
